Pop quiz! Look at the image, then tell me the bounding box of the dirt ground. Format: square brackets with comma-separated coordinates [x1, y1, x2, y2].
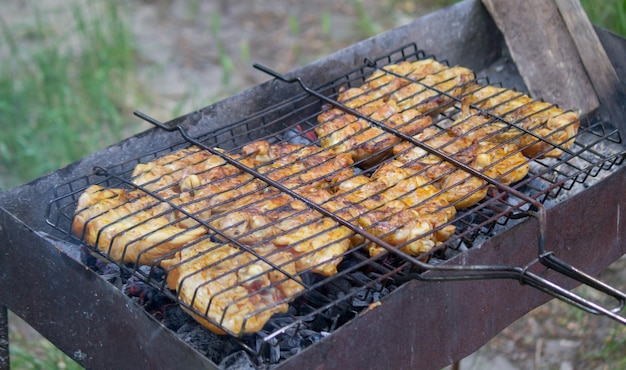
[128, 0, 449, 118]
[5, 0, 626, 369]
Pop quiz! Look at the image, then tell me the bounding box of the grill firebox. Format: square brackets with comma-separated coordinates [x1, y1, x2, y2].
[2, 1, 626, 369]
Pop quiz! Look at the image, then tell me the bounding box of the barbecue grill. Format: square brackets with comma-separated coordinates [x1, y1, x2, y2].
[2, 1, 626, 369]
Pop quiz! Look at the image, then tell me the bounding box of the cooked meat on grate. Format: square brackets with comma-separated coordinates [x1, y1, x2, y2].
[72, 57, 582, 337]
[390, 65, 476, 113]
[315, 59, 475, 168]
[131, 146, 227, 195]
[393, 121, 529, 209]
[238, 141, 355, 188]
[332, 161, 456, 256]
[72, 185, 207, 265]
[393, 126, 474, 180]
[209, 185, 353, 276]
[316, 101, 433, 166]
[462, 85, 580, 158]
[391, 126, 487, 209]
[160, 240, 303, 335]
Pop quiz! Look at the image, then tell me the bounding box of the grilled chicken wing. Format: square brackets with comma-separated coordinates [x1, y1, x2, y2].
[333, 162, 456, 257]
[160, 240, 303, 335]
[210, 185, 353, 276]
[464, 85, 580, 158]
[72, 185, 207, 265]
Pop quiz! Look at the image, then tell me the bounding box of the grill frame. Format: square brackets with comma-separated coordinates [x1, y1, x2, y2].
[44, 43, 625, 339]
[2, 1, 626, 368]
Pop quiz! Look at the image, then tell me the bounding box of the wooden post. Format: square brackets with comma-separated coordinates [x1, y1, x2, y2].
[554, 0, 626, 123]
[482, 0, 600, 115]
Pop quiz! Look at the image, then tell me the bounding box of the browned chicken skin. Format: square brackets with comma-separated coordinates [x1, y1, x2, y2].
[332, 161, 456, 256]
[72, 185, 207, 265]
[463, 85, 580, 158]
[160, 240, 303, 335]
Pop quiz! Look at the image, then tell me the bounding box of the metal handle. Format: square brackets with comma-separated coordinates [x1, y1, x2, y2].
[539, 252, 626, 314]
[520, 266, 626, 324]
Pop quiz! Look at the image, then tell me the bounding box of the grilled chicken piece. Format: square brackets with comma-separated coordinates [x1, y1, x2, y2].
[160, 240, 303, 335]
[239, 141, 354, 188]
[464, 85, 580, 158]
[391, 126, 486, 209]
[447, 111, 517, 144]
[316, 100, 432, 166]
[130, 146, 263, 218]
[362, 58, 449, 99]
[473, 141, 529, 185]
[132, 146, 226, 195]
[390, 66, 475, 112]
[369, 162, 456, 247]
[393, 126, 474, 180]
[210, 185, 353, 276]
[72, 185, 207, 265]
[314, 59, 472, 168]
[330, 59, 445, 114]
[393, 113, 530, 209]
[333, 162, 456, 257]
[361, 61, 416, 99]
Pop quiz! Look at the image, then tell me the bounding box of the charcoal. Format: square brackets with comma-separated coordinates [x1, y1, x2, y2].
[162, 305, 194, 331]
[99, 263, 121, 285]
[219, 351, 257, 370]
[176, 323, 240, 361]
[266, 343, 281, 364]
[351, 287, 371, 308]
[324, 278, 352, 297]
[123, 276, 171, 313]
[138, 265, 152, 276]
[348, 271, 371, 285]
[351, 298, 370, 308]
[279, 332, 301, 351]
[282, 128, 313, 146]
[81, 247, 98, 269]
[371, 291, 381, 302]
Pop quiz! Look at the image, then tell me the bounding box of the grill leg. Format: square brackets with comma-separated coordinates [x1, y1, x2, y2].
[0, 305, 8, 370]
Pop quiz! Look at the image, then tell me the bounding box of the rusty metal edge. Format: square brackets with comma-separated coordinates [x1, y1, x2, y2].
[0, 207, 217, 370]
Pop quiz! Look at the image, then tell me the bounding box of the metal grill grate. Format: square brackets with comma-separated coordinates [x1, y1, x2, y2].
[46, 43, 626, 359]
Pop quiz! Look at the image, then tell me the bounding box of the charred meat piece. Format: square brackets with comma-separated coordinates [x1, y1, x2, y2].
[160, 240, 303, 335]
[463, 85, 580, 158]
[333, 161, 456, 256]
[72, 185, 207, 265]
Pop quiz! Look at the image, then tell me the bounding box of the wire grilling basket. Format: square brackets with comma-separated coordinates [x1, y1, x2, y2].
[46, 43, 626, 350]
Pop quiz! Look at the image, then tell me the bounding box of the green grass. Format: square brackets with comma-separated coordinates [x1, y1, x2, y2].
[9, 334, 83, 370]
[0, 1, 140, 190]
[582, 0, 626, 36]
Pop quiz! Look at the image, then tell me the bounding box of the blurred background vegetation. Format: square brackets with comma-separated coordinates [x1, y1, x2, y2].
[0, 0, 625, 368]
[1, 0, 624, 191]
